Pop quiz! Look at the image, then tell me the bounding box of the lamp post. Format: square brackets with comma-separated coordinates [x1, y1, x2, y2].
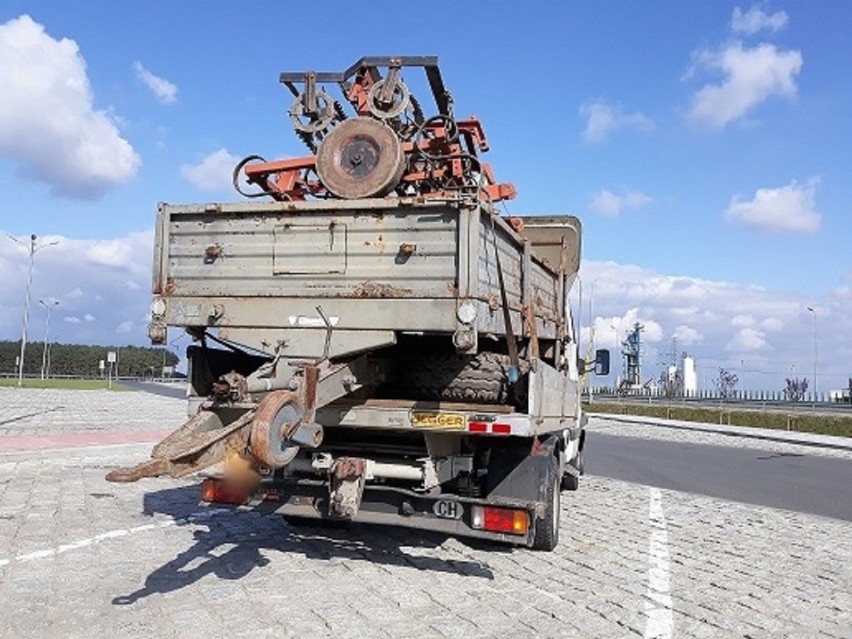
[586, 279, 600, 402]
[806, 306, 818, 401]
[39, 299, 59, 379]
[610, 323, 620, 392]
[9, 234, 59, 387]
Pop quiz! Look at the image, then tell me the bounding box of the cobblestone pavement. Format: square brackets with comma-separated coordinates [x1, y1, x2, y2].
[0, 389, 850, 638]
[0, 387, 185, 438]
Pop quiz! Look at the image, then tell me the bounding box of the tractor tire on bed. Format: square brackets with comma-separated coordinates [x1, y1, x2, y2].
[402, 351, 527, 404]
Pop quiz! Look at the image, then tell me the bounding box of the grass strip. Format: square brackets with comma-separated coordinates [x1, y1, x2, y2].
[587, 401, 852, 438]
[0, 378, 131, 391]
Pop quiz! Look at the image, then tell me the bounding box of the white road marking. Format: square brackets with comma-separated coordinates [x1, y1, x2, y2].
[0, 508, 230, 567]
[644, 487, 673, 639]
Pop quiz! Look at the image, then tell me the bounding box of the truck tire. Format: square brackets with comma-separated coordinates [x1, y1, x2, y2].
[561, 449, 583, 492]
[532, 455, 561, 551]
[403, 351, 526, 404]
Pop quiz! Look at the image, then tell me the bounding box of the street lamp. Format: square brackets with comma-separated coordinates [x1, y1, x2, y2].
[39, 299, 59, 379]
[806, 306, 818, 401]
[9, 234, 59, 387]
[610, 324, 620, 350]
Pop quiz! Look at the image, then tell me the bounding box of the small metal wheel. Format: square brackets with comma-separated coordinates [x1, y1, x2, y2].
[289, 89, 336, 133]
[249, 390, 302, 469]
[367, 78, 411, 119]
[315, 117, 405, 199]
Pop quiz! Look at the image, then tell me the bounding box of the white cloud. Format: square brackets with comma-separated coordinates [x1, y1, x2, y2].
[580, 99, 654, 144]
[181, 148, 239, 191]
[589, 189, 653, 217]
[672, 325, 704, 345]
[116, 320, 133, 333]
[726, 327, 768, 351]
[832, 285, 851, 299]
[731, 6, 788, 35]
[685, 42, 802, 129]
[133, 61, 178, 104]
[575, 260, 852, 390]
[1, 229, 153, 345]
[731, 314, 755, 327]
[725, 177, 821, 233]
[86, 240, 135, 267]
[0, 15, 140, 199]
[587, 309, 663, 351]
[761, 317, 784, 332]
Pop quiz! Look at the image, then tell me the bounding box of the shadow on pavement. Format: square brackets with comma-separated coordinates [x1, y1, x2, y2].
[0, 406, 64, 427]
[112, 484, 495, 605]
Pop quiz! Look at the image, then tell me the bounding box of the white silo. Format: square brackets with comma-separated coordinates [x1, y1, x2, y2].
[683, 355, 697, 396]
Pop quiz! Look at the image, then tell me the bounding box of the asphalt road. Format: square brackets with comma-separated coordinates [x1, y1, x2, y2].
[120, 380, 187, 399]
[586, 432, 852, 522]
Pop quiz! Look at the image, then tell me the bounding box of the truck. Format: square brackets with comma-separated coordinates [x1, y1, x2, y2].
[107, 56, 609, 551]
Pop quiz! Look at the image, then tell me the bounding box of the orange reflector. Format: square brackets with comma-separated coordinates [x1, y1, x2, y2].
[492, 423, 511, 435]
[468, 422, 488, 432]
[201, 478, 249, 505]
[474, 506, 529, 535]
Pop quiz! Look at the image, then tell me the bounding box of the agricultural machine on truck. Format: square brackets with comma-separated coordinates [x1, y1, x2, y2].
[107, 56, 608, 550]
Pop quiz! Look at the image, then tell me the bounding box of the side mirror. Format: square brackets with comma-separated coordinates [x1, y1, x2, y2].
[593, 349, 610, 376]
[577, 349, 610, 376]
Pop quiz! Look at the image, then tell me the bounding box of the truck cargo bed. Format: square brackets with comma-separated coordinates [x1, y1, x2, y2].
[151, 198, 579, 361]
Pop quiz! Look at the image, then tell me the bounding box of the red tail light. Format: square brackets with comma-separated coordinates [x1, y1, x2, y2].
[201, 478, 249, 505]
[471, 505, 529, 535]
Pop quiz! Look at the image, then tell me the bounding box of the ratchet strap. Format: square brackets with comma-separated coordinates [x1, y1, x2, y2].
[491, 217, 520, 383]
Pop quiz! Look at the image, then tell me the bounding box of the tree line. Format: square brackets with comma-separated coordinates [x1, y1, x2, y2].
[0, 340, 179, 378]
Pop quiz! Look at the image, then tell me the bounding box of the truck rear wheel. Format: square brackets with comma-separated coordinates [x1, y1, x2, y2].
[532, 455, 561, 551]
[561, 449, 583, 492]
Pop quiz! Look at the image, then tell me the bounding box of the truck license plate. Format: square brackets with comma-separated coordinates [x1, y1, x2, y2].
[433, 500, 463, 520]
[411, 411, 465, 430]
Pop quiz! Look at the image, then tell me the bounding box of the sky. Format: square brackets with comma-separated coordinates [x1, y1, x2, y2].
[0, 1, 850, 393]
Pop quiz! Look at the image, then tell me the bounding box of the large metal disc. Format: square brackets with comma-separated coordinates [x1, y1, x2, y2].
[315, 118, 405, 199]
[249, 390, 301, 469]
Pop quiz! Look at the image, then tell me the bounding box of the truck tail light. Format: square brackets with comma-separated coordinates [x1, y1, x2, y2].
[467, 422, 512, 434]
[201, 478, 249, 505]
[471, 506, 529, 535]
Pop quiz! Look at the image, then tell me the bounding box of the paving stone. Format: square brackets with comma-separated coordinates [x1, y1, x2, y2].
[0, 389, 850, 638]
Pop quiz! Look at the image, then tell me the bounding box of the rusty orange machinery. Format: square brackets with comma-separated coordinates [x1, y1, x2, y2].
[234, 56, 516, 204]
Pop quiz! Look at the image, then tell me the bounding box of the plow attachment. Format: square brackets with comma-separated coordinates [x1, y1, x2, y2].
[106, 391, 322, 483]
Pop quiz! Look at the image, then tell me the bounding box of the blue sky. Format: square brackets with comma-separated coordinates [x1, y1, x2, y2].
[0, 2, 850, 392]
